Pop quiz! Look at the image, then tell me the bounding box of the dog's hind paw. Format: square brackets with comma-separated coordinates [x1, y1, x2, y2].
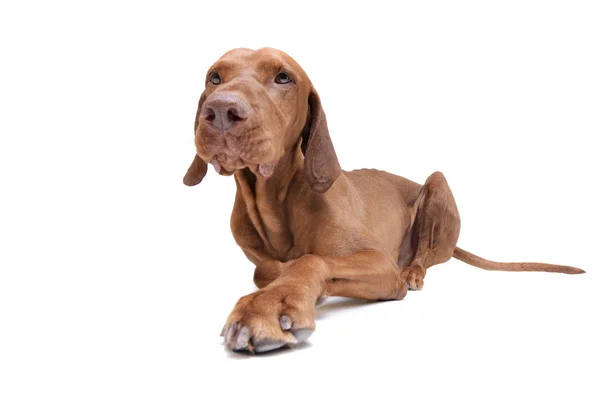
[400, 264, 426, 290]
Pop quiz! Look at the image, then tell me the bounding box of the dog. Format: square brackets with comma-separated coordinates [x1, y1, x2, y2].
[184, 48, 584, 353]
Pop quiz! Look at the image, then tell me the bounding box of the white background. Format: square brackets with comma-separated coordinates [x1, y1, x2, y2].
[1, 1, 598, 399]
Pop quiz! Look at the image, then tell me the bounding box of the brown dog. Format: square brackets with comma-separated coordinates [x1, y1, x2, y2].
[184, 48, 584, 353]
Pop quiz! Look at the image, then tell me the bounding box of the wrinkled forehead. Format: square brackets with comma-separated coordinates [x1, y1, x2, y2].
[209, 48, 309, 83]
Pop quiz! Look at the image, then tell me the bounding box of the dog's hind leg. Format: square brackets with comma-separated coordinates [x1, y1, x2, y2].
[398, 171, 461, 290]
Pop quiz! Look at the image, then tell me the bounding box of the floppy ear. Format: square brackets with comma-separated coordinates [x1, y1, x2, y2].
[301, 87, 341, 194]
[183, 92, 208, 186]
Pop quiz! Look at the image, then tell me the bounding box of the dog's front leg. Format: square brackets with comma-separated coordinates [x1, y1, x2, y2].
[222, 250, 407, 353]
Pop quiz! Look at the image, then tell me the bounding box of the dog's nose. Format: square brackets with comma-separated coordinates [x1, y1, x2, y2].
[202, 94, 249, 132]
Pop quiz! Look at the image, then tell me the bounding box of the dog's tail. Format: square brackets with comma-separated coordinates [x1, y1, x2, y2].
[452, 247, 585, 274]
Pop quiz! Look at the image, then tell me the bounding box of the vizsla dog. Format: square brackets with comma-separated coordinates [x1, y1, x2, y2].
[184, 48, 584, 353]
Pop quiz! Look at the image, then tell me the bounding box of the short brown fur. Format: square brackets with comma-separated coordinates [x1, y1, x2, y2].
[184, 48, 584, 353]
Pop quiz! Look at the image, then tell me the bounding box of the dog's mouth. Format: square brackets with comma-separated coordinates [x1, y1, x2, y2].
[210, 156, 275, 178]
[198, 124, 277, 178]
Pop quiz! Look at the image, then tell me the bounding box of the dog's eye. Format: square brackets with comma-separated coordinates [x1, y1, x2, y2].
[275, 72, 292, 84]
[208, 72, 222, 85]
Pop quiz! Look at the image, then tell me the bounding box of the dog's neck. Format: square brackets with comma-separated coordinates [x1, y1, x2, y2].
[233, 141, 304, 258]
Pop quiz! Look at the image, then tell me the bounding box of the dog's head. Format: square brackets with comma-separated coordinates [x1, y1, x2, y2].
[183, 48, 340, 194]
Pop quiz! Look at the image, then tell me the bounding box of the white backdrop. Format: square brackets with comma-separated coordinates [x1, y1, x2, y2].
[1, 1, 598, 399]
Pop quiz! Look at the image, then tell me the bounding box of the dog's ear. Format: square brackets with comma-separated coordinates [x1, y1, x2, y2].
[301, 87, 341, 194]
[183, 92, 208, 186]
[183, 154, 207, 186]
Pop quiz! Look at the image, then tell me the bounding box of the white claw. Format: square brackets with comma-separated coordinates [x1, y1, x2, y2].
[292, 329, 313, 342]
[280, 315, 292, 331]
[254, 340, 286, 353]
[234, 326, 251, 350]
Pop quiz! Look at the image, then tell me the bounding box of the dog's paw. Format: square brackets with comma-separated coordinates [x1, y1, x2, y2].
[400, 264, 426, 290]
[221, 285, 316, 353]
